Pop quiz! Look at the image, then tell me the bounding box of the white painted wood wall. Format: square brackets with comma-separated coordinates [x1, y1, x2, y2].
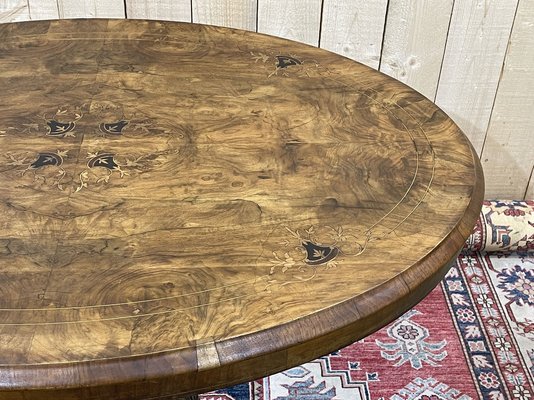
[1, 0, 532, 199]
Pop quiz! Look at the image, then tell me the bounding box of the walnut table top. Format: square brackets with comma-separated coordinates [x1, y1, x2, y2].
[0, 19, 484, 400]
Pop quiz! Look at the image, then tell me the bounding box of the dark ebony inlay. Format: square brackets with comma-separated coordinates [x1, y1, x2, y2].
[302, 241, 339, 266]
[276, 55, 302, 69]
[99, 120, 129, 135]
[29, 152, 63, 169]
[46, 120, 76, 136]
[87, 153, 119, 170]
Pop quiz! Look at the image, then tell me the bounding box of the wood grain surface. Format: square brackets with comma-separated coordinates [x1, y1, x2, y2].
[0, 19, 483, 399]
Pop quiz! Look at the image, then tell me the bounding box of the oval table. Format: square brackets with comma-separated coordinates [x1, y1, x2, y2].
[0, 19, 483, 400]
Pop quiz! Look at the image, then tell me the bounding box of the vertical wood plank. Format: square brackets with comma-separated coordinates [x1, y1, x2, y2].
[320, 0, 387, 69]
[435, 0, 518, 155]
[126, 0, 191, 22]
[480, 0, 534, 199]
[28, 0, 59, 20]
[379, 0, 453, 99]
[257, 0, 322, 46]
[526, 166, 534, 200]
[0, 0, 30, 22]
[57, 0, 125, 18]
[192, 0, 257, 31]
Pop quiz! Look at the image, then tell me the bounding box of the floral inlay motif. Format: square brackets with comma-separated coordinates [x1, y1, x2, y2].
[5, 149, 69, 190]
[1, 102, 184, 193]
[265, 225, 366, 286]
[251, 51, 319, 78]
[75, 152, 132, 192]
[44, 106, 84, 138]
[99, 120, 129, 135]
[270, 226, 343, 275]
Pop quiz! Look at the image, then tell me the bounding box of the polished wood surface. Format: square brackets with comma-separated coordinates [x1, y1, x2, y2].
[0, 19, 483, 399]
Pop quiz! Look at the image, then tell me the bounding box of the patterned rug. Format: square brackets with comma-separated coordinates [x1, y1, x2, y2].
[202, 200, 534, 400]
